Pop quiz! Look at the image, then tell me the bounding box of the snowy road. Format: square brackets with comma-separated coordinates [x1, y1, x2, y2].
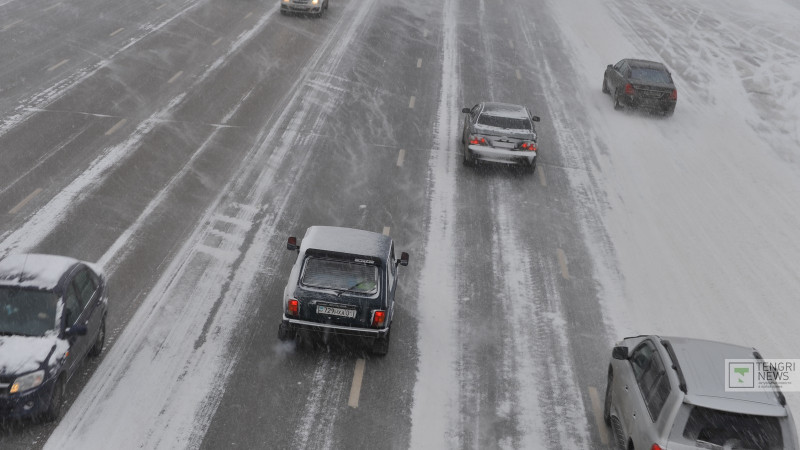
[0, 0, 798, 448]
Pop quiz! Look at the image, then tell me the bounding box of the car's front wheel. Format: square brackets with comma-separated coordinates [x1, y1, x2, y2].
[88, 316, 106, 357]
[42, 377, 65, 422]
[604, 366, 613, 425]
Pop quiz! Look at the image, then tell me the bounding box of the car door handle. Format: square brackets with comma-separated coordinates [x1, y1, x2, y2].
[624, 385, 629, 391]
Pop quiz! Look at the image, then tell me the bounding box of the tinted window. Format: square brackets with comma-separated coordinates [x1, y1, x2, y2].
[630, 341, 655, 380]
[65, 285, 81, 326]
[477, 114, 532, 131]
[301, 258, 379, 294]
[0, 287, 58, 336]
[388, 244, 396, 289]
[682, 406, 783, 449]
[74, 269, 96, 309]
[630, 67, 672, 84]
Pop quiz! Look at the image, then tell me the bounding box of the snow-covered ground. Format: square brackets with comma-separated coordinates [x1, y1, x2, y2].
[547, 0, 800, 430]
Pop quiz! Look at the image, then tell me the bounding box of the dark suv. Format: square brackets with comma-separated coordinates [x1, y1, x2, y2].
[277, 226, 408, 355]
[0, 254, 108, 421]
[605, 335, 799, 450]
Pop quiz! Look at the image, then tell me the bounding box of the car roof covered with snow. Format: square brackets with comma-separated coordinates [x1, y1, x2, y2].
[0, 253, 81, 291]
[300, 226, 392, 264]
[480, 102, 529, 119]
[663, 336, 788, 416]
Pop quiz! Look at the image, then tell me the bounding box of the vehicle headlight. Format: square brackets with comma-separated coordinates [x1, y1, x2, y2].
[312, 0, 318, 3]
[10, 370, 45, 394]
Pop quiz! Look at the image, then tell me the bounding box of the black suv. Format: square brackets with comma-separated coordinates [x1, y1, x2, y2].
[277, 226, 409, 355]
[603, 58, 678, 115]
[0, 254, 108, 421]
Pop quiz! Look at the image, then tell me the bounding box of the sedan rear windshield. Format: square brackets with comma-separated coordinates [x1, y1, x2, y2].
[301, 258, 379, 294]
[0, 287, 58, 337]
[682, 406, 783, 449]
[630, 67, 672, 84]
[477, 114, 532, 131]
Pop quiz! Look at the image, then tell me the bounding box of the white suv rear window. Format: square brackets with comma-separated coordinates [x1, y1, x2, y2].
[682, 406, 783, 449]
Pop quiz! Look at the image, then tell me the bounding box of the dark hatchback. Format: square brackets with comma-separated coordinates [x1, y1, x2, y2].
[277, 226, 408, 355]
[0, 254, 108, 421]
[603, 58, 677, 115]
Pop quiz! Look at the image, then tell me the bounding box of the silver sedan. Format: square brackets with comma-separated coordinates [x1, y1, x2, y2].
[460, 102, 541, 172]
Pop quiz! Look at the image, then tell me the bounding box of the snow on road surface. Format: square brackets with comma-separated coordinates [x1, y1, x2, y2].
[547, 0, 800, 431]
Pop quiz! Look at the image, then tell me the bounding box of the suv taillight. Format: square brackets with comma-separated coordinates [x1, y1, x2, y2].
[287, 299, 299, 316]
[651, 444, 663, 450]
[372, 310, 386, 327]
[669, 89, 677, 101]
[624, 83, 635, 95]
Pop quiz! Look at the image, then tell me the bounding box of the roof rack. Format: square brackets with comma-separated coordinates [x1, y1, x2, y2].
[661, 339, 688, 394]
[753, 351, 787, 406]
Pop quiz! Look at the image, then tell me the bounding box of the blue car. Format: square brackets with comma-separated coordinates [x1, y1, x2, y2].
[0, 254, 108, 421]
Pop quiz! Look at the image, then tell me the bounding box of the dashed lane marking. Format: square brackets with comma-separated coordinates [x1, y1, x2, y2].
[9, 188, 43, 215]
[167, 70, 183, 84]
[516, 69, 522, 80]
[47, 59, 69, 72]
[509, 39, 514, 49]
[557, 248, 570, 280]
[409, 96, 415, 109]
[2, 19, 23, 32]
[43, 3, 61, 12]
[109, 27, 125, 37]
[245, 12, 252, 19]
[397, 149, 405, 167]
[538, 164, 546, 186]
[423, 29, 429, 38]
[588, 386, 611, 445]
[417, 58, 422, 68]
[156, 4, 166, 10]
[212, 37, 222, 46]
[104, 118, 128, 136]
[348, 359, 366, 408]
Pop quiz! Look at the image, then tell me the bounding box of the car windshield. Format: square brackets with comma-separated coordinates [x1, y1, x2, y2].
[0, 287, 59, 337]
[300, 257, 379, 294]
[630, 67, 672, 84]
[682, 406, 783, 450]
[477, 114, 531, 131]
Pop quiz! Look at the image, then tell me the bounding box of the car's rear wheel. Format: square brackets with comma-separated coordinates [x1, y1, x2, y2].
[278, 322, 295, 341]
[613, 91, 624, 110]
[372, 330, 390, 356]
[602, 79, 610, 94]
[462, 144, 476, 167]
[280, 10, 287, 15]
[88, 316, 106, 357]
[42, 377, 65, 422]
[604, 365, 613, 425]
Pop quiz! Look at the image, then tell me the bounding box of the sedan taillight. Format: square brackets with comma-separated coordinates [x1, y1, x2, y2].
[372, 310, 386, 327]
[469, 135, 487, 146]
[670, 89, 677, 101]
[518, 141, 537, 151]
[287, 299, 299, 316]
[624, 83, 635, 95]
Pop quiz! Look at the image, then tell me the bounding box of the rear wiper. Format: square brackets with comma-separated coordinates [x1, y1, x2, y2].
[337, 281, 367, 296]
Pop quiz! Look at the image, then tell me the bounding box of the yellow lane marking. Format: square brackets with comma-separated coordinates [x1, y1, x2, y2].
[382, 226, 390, 236]
[156, 4, 166, 10]
[47, 59, 69, 72]
[2, 19, 23, 32]
[348, 358, 366, 408]
[212, 37, 222, 46]
[416, 58, 422, 68]
[557, 248, 570, 280]
[588, 386, 611, 445]
[516, 69, 522, 80]
[104, 118, 128, 136]
[167, 70, 183, 84]
[245, 12, 253, 19]
[409, 96, 415, 109]
[109, 27, 125, 37]
[397, 149, 405, 167]
[9, 188, 43, 215]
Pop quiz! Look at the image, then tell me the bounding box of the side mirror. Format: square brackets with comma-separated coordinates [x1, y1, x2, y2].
[612, 346, 629, 360]
[532, 116, 540, 122]
[461, 107, 471, 114]
[607, 64, 613, 70]
[398, 252, 409, 267]
[66, 324, 88, 337]
[287, 236, 298, 251]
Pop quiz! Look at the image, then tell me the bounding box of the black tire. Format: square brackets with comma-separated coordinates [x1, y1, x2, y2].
[42, 377, 65, 422]
[664, 108, 675, 117]
[88, 317, 106, 357]
[372, 330, 390, 356]
[278, 322, 295, 341]
[324, 0, 329, 9]
[280, 10, 287, 15]
[462, 144, 475, 167]
[613, 91, 624, 110]
[528, 157, 537, 174]
[602, 79, 610, 94]
[604, 366, 613, 426]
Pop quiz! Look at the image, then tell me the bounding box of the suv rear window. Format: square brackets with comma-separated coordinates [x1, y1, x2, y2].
[300, 258, 379, 294]
[477, 114, 531, 131]
[682, 406, 783, 449]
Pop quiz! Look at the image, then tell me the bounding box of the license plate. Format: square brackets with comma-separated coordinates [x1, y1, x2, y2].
[317, 305, 357, 318]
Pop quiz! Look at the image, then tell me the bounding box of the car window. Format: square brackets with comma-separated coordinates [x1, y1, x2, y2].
[639, 353, 670, 421]
[0, 287, 58, 336]
[73, 269, 97, 310]
[470, 104, 480, 121]
[64, 285, 81, 326]
[630, 341, 655, 380]
[388, 244, 396, 289]
[630, 67, 672, 84]
[682, 406, 783, 449]
[614, 60, 625, 71]
[300, 257, 379, 294]
[476, 114, 532, 131]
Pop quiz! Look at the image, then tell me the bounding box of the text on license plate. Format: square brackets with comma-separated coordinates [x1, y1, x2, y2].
[317, 305, 357, 318]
